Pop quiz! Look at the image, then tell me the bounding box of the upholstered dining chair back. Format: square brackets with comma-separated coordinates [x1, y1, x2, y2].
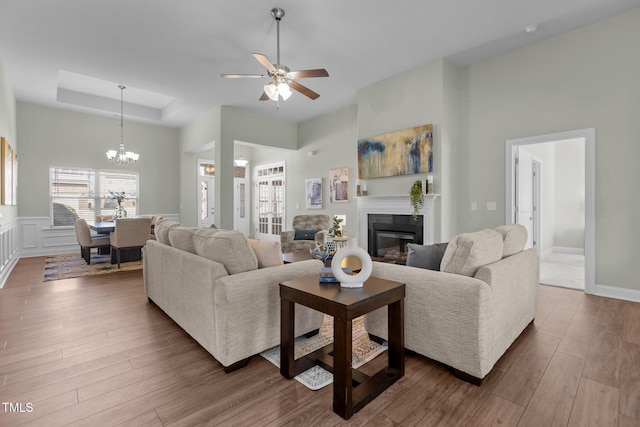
[75, 218, 111, 264]
[110, 218, 152, 268]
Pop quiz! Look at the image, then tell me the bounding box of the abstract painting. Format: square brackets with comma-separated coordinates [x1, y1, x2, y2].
[306, 178, 322, 209]
[357, 124, 433, 179]
[329, 168, 349, 203]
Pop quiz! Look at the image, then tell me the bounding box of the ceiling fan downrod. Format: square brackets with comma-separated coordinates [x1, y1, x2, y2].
[271, 7, 285, 69]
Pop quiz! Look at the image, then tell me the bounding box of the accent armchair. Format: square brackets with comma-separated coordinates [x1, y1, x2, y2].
[74, 218, 111, 265]
[110, 218, 152, 268]
[279, 214, 330, 253]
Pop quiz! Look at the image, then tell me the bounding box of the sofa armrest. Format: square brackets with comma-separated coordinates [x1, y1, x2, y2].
[366, 261, 492, 377]
[280, 230, 295, 252]
[213, 259, 325, 367]
[474, 248, 539, 358]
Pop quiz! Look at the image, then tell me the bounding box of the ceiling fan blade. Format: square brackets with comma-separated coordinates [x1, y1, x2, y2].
[259, 92, 270, 101]
[252, 53, 277, 74]
[289, 81, 320, 100]
[220, 73, 267, 79]
[288, 69, 329, 79]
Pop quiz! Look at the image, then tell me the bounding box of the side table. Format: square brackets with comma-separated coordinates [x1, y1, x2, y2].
[279, 275, 405, 420]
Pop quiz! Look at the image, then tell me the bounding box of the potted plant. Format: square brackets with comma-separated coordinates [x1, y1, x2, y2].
[409, 180, 424, 221]
[330, 215, 344, 237]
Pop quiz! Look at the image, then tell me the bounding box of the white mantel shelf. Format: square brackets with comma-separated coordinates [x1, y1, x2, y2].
[357, 194, 440, 250]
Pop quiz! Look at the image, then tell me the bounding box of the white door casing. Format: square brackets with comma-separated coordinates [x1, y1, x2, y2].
[197, 159, 215, 228]
[516, 146, 534, 249]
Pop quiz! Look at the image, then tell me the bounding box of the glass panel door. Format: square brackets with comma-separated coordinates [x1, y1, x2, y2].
[254, 162, 285, 241]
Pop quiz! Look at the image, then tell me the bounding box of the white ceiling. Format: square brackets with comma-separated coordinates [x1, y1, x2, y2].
[1, 0, 638, 128]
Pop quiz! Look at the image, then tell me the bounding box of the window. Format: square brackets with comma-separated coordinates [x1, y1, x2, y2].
[49, 167, 139, 226]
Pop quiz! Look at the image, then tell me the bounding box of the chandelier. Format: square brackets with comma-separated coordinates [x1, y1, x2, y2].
[106, 85, 139, 166]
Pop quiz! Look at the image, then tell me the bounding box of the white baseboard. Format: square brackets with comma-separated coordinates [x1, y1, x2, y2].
[593, 283, 640, 303]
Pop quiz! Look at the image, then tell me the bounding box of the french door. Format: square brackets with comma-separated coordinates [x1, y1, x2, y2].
[254, 162, 285, 242]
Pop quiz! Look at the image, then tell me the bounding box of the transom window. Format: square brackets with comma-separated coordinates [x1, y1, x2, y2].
[49, 167, 139, 226]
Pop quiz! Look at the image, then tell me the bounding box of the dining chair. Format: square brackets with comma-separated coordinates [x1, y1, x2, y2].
[110, 217, 152, 268]
[75, 218, 111, 265]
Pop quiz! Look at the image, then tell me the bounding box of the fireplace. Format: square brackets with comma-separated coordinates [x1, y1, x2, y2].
[357, 194, 438, 257]
[368, 214, 423, 263]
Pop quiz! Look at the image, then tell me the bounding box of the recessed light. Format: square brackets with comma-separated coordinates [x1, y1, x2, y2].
[524, 24, 538, 34]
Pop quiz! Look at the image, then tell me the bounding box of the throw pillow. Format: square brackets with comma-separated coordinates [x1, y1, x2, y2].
[168, 226, 199, 254]
[192, 229, 258, 274]
[155, 220, 180, 245]
[294, 229, 318, 240]
[494, 224, 527, 257]
[248, 239, 284, 268]
[406, 242, 448, 271]
[440, 229, 504, 277]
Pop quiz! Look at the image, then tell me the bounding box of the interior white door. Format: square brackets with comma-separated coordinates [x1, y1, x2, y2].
[516, 147, 534, 249]
[234, 176, 250, 235]
[197, 160, 216, 228]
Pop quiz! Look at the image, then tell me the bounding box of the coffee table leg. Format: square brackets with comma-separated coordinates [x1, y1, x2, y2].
[333, 316, 353, 419]
[388, 299, 405, 375]
[280, 298, 295, 379]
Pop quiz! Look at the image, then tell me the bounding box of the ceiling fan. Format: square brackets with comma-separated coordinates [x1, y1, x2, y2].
[221, 7, 329, 103]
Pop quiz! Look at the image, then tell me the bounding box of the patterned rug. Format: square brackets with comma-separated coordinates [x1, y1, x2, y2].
[44, 253, 142, 281]
[260, 314, 388, 390]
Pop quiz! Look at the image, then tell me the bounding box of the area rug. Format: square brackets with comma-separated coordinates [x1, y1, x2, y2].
[260, 315, 388, 390]
[44, 253, 142, 281]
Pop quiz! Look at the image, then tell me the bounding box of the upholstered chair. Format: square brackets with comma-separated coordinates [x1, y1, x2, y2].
[75, 218, 111, 265]
[110, 217, 152, 268]
[280, 214, 330, 253]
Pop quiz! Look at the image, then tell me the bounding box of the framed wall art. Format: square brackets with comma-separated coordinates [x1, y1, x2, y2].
[305, 178, 322, 209]
[357, 124, 433, 179]
[1, 137, 17, 206]
[330, 168, 349, 203]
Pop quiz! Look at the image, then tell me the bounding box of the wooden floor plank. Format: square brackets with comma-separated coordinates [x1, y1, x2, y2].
[583, 324, 623, 388]
[517, 351, 585, 426]
[624, 302, 640, 345]
[620, 341, 640, 422]
[471, 394, 525, 427]
[568, 378, 619, 427]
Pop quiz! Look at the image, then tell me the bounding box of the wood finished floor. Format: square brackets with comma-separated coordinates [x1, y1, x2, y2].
[1, 257, 639, 426]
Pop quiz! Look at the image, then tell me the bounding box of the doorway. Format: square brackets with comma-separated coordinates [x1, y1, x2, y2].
[505, 128, 595, 294]
[197, 159, 215, 228]
[254, 162, 286, 242]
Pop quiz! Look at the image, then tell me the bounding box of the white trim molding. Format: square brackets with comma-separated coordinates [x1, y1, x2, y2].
[0, 219, 20, 289]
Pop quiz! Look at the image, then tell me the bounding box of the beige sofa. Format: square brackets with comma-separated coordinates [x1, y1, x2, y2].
[365, 225, 539, 384]
[144, 221, 324, 371]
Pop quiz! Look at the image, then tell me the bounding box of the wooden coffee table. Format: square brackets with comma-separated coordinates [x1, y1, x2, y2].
[279, 275, 405, 420]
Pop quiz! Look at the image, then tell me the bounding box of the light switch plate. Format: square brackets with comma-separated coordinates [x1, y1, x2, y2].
[487, 202, 497, 211]
[471, 202, 477, 211]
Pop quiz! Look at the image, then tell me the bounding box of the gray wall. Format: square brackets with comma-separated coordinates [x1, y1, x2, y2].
[460, 9, 640, 289]
[0, 52, 17, 223]
[17, 103, 180, 218]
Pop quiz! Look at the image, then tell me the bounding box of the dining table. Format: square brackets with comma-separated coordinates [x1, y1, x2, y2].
[88, 220, 143, 264]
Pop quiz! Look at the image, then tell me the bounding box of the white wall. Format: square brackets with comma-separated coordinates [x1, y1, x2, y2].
[460, 9, 640, 290]
[554, 139, 585, 249]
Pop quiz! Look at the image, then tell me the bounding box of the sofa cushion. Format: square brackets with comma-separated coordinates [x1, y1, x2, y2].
[248, 239, 284, 268]
[294, 229, 318, 240]
[192, 229, 258, 274]
[168, 226, 198, 253]
[494, 224, 527, 257]
[155, 220, 180, 245]
[406, 242, 448, 271]
[440, 229, 504, 277]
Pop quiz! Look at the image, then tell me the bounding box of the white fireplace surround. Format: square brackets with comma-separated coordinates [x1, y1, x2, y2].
[357, 194, 439, 251]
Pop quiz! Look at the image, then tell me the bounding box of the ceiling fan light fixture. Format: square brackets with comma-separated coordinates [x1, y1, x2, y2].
[264, 82, 278, 100]
[278, 82, 292, 100]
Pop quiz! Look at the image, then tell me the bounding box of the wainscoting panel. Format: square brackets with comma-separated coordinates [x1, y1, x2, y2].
[0, 220, 19, 288]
